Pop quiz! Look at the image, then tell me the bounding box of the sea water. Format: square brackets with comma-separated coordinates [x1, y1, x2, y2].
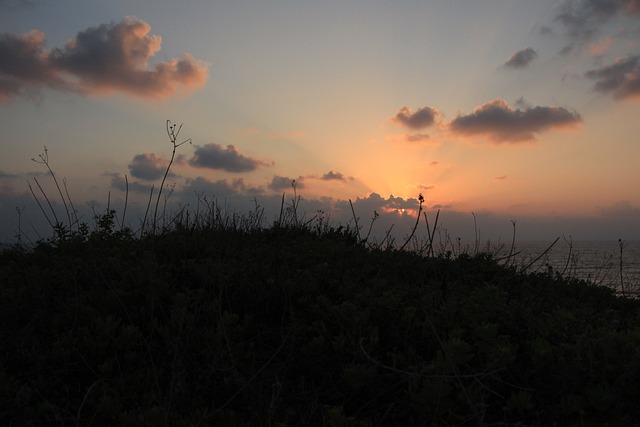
[503, 240, 640, 296]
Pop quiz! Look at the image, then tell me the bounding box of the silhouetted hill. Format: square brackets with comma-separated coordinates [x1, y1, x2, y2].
[2, 219, 639, 425]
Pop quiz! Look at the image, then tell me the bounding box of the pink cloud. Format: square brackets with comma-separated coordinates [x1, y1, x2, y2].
[0, 17, 209, 101]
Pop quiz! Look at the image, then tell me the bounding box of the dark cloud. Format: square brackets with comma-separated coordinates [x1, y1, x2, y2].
[0, 170, 20, 178]
[0, 30, 69, 99]
[182, 176, 238, 197]
[230, 178, 264, 195]
[599, 200, 640, 218]
[556, 0, 640, 40]
[321, 170, 350, 181]
[0, 0, 43, 9]
[514, 96, 530, 108]
[128, 153, 169, 181]
[0, 17, 209, 101]
[585, 55, 640, 100]
[391, 106, 439, 129]
[503, 48, 538, 69]
[269, 175, 303, 191]
[559, 45, 574, 55]
[189, 143, 270, 173]
[539, 26, 554, 36]
[449, 98, 582, 142]
[181, 176, 263, 198]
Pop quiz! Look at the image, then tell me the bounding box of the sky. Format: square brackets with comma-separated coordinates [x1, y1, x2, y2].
[1, 0, 639, 245]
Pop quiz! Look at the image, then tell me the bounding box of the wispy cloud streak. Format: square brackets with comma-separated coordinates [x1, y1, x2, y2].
[503, 48, 537, 69]
[555, 0, 640, 40]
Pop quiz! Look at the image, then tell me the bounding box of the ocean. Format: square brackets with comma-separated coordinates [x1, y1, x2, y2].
[501, 240, 640, 296]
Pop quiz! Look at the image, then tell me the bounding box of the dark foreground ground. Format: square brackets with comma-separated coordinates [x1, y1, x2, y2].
[2, 222, 640, 426]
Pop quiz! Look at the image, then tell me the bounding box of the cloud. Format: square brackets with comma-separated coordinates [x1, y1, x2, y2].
[0, 170, 20, 178]
[407, 183, 435, 193]
[588, 36, 614, 57]
[390, 106, 439, 129]
[559, 45, 574, 55]
[182, 176, 263, 198]
[404, 133, 432, 143]
[503, 47, 538, 69]
[128, 153, 170, 181]
[449, 98, 582, 142]
[556, 0, 640, 40]
[0, 0, 42, 9]
[189, 143, 270, 173]
[0, 17, 209, 101]
[343, 192, 420, 213]
[386, 133, 435, 144]
[321, 170, 351, 181]
[229, 178, 264, 195]
[514, 96, 530, 108]
[333, 193, 428, 237]
[0, 30, 68, 100]
[539, 26, 554, 36]
[269, 175, 304, 191]
[109, 174, 153, 193]
[585, 55, 640, 100]
[599, 200, 640, 218]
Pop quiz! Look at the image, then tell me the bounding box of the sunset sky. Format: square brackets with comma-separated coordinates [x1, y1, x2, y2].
[1, 0, 639, 244]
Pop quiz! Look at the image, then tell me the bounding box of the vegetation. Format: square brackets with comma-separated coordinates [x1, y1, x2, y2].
[2, 122, 639, 425]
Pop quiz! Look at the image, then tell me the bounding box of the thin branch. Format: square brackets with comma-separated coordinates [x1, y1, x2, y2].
[32, 147, 72, 227]
[399, 194, 424, 252]
[121, 175, 129, 230]
[27, 181, 55, 230]
[33, 177, 60, 226]
[520, 237, 560, 273]
[141, 185, 155, 236]
[619, 239, 626, 297]
[153, 120, 191, 233]
[63, 178, 78, 229]
[472, 211, 479, 255]
[349, 199, 361, 244]
[561, 234, 573, 277]
[423, 208, 440, 257]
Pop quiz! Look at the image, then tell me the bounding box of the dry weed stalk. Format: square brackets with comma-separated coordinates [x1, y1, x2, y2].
[152, 120, 191, 233]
